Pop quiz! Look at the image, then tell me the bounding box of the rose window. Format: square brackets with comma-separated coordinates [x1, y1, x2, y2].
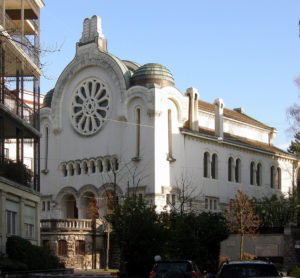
[71, 79, 110, 135]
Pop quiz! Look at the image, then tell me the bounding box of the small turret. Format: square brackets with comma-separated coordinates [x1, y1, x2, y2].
[78, 15, 107, 52]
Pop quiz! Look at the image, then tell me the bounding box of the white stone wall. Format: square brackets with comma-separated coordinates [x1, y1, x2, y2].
[39, 16, 297, 219]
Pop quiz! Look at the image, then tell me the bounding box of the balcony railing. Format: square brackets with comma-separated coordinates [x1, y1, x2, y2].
[40, 219, 104, 232]
[0, 87, 38, 127]
[0, 11, 39, 67]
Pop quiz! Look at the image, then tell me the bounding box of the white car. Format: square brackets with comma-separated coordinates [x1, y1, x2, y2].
[217, 261, 282, 278]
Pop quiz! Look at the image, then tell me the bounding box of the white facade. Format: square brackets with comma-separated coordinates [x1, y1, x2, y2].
[40, 15, 298, 219]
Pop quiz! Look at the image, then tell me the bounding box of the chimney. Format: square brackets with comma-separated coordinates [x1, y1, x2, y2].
[78, 15, 107, 52]
[268, 127, 277, 145]
[214, 98, 224, 139]
[234, 107, 244, 114]
[185, 87, 199, 131]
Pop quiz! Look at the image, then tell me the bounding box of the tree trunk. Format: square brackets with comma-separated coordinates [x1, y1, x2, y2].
[92, 219, 96, 269]
[105, 229, 110, 271]
[240, 233, 244, 260]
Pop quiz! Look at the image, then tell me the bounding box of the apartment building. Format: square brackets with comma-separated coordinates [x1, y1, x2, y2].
[0, 0, 44, 253]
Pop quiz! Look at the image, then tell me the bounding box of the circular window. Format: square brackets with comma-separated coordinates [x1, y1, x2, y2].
[71, 78, 110, 135]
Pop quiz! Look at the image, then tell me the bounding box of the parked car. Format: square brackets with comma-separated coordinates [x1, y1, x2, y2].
[217, 260, 281, 278]
[149, 260, 201, 278]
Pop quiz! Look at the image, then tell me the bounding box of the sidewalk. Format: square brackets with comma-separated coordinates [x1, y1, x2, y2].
[74, 269, 118, 277]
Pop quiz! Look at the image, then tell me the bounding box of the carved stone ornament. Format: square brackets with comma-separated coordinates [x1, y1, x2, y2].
[71, 78, 110, 135]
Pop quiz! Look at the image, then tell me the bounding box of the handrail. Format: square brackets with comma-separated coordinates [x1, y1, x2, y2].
[0, 12, 39, 67]
[0, 87, 36, 126]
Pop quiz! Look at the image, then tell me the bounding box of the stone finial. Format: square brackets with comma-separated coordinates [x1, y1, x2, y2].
[214, 98, 224, 139]
[185, 87, 199, 131]
[268, 127, 277, 145]
[79, 15, 107, 52]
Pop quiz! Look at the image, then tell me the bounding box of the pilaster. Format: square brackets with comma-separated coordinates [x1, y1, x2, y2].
[19, 197, 25, 237]
[35, 202, 40, 245]
[0, 190, 6, 253]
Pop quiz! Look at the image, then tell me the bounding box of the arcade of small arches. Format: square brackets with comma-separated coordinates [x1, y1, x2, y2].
[61, 156, 119, 177]
[202, 151, 281, 189]
[56, 184, 122, 219]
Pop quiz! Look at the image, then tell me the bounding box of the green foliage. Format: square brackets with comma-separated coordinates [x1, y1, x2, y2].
[288, 132, 300, 156]
[289, 267, 300, 277]
[106, 196, 168, 277]
[106, 197, 229, 276]
[165, 212, 229, 273]
[6, 236, 63, 270]
[0, 256, 28, 271]
[0, 159, 33, 186]
[252, 193, 298, 228]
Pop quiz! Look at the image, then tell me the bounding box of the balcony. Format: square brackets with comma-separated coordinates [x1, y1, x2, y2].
[0, 10, 39, 69]
[0, 87, 38, 127]
[40, 219, 104, 233]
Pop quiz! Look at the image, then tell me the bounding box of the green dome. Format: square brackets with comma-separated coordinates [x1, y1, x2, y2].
[132, 63, 174, 88]
[43, 88, 54, 108]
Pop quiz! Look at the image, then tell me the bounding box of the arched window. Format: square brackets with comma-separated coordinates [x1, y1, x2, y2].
[203, 152, 210, 178]
[270, 166, 275, 188]
[276, 167, 281, 189]
[105, 159, 111, 172]
[82, 161, 88, 174]
[58, 240, 67, 256]
[136, 108, 141, 158]
[97, 159, 103, 173]
[68, 163, 74, 176]
[211, 153, 218, 179]
[228, 157, 234, 182]
[44, 126, 49, 171]
[167, 109, 175, 161]
[62, 164, 67, 177]
[256, 163, 262, 186]
[112, 157, 119, 171]
[235, 159, 241, 183]
[90, 160, 95, 173]
[103, 190, 117, 215]
[250, 162, 255, 185]
[75, 161, 81, 175]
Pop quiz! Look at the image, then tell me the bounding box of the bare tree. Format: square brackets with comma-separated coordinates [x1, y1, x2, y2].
[86, 197, 99, 269]
[96, 158, 150, 270]
[166, 171, 203, 214]
[287, 76, 300, 133]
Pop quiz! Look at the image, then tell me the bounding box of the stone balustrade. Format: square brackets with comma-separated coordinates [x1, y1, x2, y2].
[40, 219, 103, 232]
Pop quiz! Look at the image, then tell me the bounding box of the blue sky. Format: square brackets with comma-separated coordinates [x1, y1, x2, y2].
[40, 0, 300, 149]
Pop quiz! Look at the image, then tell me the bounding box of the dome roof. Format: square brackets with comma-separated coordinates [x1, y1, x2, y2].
[43, 88, 54, 108]
[132, 63, 174, 88]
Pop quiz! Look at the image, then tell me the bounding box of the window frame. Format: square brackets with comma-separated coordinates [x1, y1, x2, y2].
[58, 240, 68, 256]
[75, 240, 85, 256]
[6, 210, 17, 235]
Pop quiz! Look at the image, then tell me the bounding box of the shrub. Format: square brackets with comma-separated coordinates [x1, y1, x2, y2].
[6, 236, 63, 270]
[289, 268, 300, 277]
[0, 159, 32, 186]
[0, 255, 27, 271]
[242, 252, 257, 261]
[219, 255, 230, 266]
